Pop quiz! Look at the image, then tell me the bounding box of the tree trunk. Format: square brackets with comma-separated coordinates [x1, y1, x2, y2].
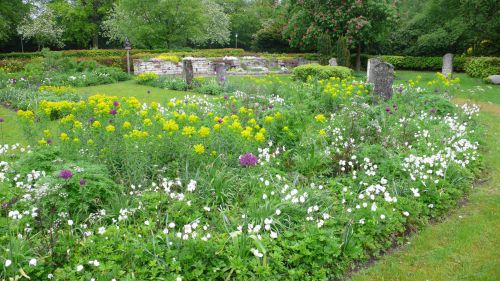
[356, 43, 361, 71]
[92, 34, 98, 49]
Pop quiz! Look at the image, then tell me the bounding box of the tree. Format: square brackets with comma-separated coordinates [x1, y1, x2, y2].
[50, 0, 114, 49]
[191, 0, 231, 47]
[284, 0, 397, 70]
[389, 0, 500, 56]
[17, 8, 65, 50]
[103, 0, 229, 49]
[0, 0, 31, 46]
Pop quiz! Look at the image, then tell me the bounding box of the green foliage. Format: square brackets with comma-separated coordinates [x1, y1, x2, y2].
[293, 64, 353, 82]
[337, 36, 351, 67]
[389, 0, 500, 56]
[464, 57, 500, 78]
[317, 34, 334, 65]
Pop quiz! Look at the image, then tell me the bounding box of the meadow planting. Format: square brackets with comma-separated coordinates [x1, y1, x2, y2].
[0, 64, 483, 280]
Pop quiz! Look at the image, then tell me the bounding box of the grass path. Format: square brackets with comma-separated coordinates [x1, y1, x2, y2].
[348, 100, 500, 281]
[0, 106, 25, 145]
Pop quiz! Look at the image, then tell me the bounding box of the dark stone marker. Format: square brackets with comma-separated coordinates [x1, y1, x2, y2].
[442, 53, 453, 78]
[367, 57, 382, 83]
[373, 62, 394, 99]
[183, 59, 194, 87]
[215, 63, 227, 85]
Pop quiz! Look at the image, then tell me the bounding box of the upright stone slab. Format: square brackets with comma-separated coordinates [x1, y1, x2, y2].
[215, 63, 227, 85]
[328, 58, 338, 66]
[373, 62, 394, 100]
[442, 53, 453, 78]
[367, 58, 382, 83]
[182, 59, 194, 87]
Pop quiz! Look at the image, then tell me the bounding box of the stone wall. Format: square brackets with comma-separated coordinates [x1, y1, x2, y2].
[133, 56, 317, 76]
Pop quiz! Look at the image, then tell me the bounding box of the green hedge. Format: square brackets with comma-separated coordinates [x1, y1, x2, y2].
[464, 57, 500, 78]
[292, 64, 353, 81]
[353, 54, 469, 72]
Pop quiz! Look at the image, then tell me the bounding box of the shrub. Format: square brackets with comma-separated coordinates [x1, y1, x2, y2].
[353, 54, 469, 72]
[135, 72, 160, 84]
[292, 64, 353, 82]
[76, 60, 99, 72]
[154, 54, 181, 63]
[337, 36, 351, 67]
[464, 57, 500, 78]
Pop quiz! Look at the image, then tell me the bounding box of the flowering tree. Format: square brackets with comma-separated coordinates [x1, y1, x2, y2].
[284, 0, 397, 70]
[191, 0, 231, 46]
[17, 8, 65, 50]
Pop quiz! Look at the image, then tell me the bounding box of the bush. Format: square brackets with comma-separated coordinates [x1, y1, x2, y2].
[292, 64, 353, 82]
[464, 57, 500, 78]
[135, 72, 160, 84]
[337, 36, 351, 67]
[154, 54, 181, 63]
[353, 54, 469, 72]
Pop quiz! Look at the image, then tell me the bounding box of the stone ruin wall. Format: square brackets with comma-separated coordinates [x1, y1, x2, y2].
[133, 56, 317, 76]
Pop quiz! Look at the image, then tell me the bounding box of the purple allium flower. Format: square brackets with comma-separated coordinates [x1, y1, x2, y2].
[219, 76, 225, 82]
[79, 179, 86, 186]
[434, 88, 440, 93]
[47, 139, 52, 145]
[430, 108, 437, 114]
[109, 109, 117, 115]
[88, 117, 95, 123]
[0, 117, 4, 123]
[108, 119, 113, 124]
[218, 118, 223, 124]
[397, 86, 403, 93]
[393, 104, 398, 108]
[59, 170, 73, 180]
[1, 202, 7, 208]
[224, 95, 228, 100]
[269, 105, 274, 109]
[113, 101, 119, 107]
[239, 152, 258, 166]
[385, 107, 391, 112]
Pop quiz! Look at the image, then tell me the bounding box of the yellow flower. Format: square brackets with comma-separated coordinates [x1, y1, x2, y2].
[213, 124, 221, 130]
[143, 118, 152, 126]
[315, 114, 326, 123]
[106, 125, 116, 132]
[211, 150, 217, 156]
[92, 121, 101, 128]
[264, 116, 274, 123]
[241, 128, 252, 139]
[319, 129, 326, 136]
[60, 133, 70, 141]
[182, 126, 196, 137]
[188, 114, 199, 123]
[163, 119, 179, 131]
[193, 144, 205, 154]
[38, 139, 47, 145]
[255, 132, 265, 142]
[87, 139, 94, 145]
[73, 121, 82, 129]
[73, 138, 80, 143]
[43, 130, 51, 138]
[198, 126, 210, 138]
[123, 121, 132, 129]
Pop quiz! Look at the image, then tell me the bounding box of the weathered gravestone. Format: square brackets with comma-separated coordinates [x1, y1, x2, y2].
[373, 62, 394, 99]
[329, 58, 338, 66]
[442, 53, 453, 77]
[215, 63, 227, 85]
[182, 59, 194, 87]
[367, 57, 383, 83]
[487, 75, 500, 85]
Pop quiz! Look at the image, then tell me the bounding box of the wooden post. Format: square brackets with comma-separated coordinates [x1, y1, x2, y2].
[126, 50, 130, 75]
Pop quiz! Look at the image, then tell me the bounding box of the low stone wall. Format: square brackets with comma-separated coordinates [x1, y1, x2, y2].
[133, 56, 317, 76]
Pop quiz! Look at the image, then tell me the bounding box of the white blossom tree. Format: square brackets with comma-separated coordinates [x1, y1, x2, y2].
[17, 8, 65, 50]
[191, 0, 231, 47]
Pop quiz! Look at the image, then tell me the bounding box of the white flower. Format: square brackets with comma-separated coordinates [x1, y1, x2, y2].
[275, 209, 281, 215]
[176, 276, 183, 281]
[29, 258, 37, 266]
[144, 220, 150, 226]
[380, 214, 386, 220]
[403, 211, 410, 217]
[98, 227, 106, 235]
[168, 222, 176, 228]
[5, 259, 12, 267]
[68, 220, 74, 226]
[270, 231, 278, 239]
[48, 274, 53, 279]
[76, 265, 84, 272]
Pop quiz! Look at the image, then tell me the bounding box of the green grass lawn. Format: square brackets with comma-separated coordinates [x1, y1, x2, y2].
[77, 80, 192, 104]
[0, 106, 25, 145]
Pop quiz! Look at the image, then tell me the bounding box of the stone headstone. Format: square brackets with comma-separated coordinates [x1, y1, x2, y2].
[329, 58, 338, 66]
[215, 63, 227, 85]
[373, 62, 394, 99]
[367, 57, 383, 83]
[442, 53, 453, 77]
[487, 75, 500, 85]
[182, 59, 194, 87]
